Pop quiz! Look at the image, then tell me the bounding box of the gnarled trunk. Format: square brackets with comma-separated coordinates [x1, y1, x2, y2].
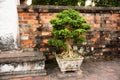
[66, 39, 73, 58]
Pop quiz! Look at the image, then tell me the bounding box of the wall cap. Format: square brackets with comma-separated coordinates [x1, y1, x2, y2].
[17, 5, 120, 13]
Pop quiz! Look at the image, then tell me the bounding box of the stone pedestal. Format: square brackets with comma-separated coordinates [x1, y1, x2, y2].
[0, 51, 46, 79]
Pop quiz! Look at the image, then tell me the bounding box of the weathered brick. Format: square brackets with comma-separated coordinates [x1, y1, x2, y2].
[21, 77, 33, 80]
[44, 76, 49, 80]
[19, 21, 28, 24]
[18, 7, 120, 57]
[24, 16, 33, 20]
[94, 23, 100, 28]
[34, 76, 43, 80]
[10, 78, 21, 80]
[42, 39, 48, 44]
[95, 16, 101, 21]
[41, 32, 51, 36]
[21, 40, 33, 46]
[28, 20, 38, 24]
[18, 13, 28, 16]
[40, 48, 47, 52]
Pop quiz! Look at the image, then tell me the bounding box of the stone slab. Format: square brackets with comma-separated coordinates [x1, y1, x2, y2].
[0, 51, 46, 79]
[0, 51, 46, 63]
[0, 70, 46, 80]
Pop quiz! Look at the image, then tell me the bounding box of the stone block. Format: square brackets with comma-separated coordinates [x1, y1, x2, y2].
[0, 51, 46, 80]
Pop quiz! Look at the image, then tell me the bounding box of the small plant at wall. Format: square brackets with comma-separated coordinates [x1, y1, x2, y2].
[48, 9, 91, 72]
[49, 9, 91, 58]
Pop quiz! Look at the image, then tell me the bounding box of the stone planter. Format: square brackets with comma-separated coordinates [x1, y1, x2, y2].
[56, 55, 84, 72]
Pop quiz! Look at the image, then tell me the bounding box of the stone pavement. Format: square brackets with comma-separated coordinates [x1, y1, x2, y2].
[9, 59, 120, 80]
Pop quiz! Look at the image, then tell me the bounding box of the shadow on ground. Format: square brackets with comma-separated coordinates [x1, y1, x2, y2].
[45, 58, 120, 80]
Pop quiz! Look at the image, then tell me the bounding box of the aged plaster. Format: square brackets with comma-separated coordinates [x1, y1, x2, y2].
[0, 61, 45, 72]
[0, 0, 19, 50]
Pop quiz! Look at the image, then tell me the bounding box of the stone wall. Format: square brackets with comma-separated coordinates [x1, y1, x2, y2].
[18, 5, 120, 59]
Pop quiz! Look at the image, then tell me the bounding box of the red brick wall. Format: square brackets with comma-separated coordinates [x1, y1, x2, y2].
[18, 6, 120, 58]
[18, 12, 38, 50]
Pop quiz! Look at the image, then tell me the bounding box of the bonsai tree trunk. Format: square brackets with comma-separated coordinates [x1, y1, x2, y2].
[66, 39, 73, 58]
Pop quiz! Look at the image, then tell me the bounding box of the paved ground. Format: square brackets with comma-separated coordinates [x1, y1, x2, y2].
[10, 59, 120, 80]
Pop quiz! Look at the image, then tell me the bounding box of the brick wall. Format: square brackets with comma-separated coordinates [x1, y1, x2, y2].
[18, 5, 120, 59]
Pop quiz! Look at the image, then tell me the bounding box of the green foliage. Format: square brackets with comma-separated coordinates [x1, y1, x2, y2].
[32, 0, 80, 6]
[32, 0, 120, 7]
[95, 0, 120, 7]
[48, 39, 66, 50]
[53, 28, 72, 38]
[74, 37, 86, 44]
[49, 9, 91, 51]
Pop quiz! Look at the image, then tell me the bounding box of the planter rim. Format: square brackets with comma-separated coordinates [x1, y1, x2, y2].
[55, 54, 84, 60]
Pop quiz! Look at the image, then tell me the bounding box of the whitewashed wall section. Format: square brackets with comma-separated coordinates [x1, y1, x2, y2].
[0, 0, 19, 50]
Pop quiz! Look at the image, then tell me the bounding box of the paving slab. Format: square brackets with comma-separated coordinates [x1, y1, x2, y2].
[9, 59, 120, 80]
[46, 59, 120, 80]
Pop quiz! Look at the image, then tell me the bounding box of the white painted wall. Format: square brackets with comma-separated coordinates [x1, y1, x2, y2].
[0, 0, 19, 49]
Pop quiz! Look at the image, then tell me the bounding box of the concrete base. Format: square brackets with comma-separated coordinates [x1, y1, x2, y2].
[0, 51, 46, 79]
[0, 70, 46, 80]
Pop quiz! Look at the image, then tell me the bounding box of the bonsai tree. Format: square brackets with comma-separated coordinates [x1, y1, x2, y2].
[48, 9, 91, 59]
